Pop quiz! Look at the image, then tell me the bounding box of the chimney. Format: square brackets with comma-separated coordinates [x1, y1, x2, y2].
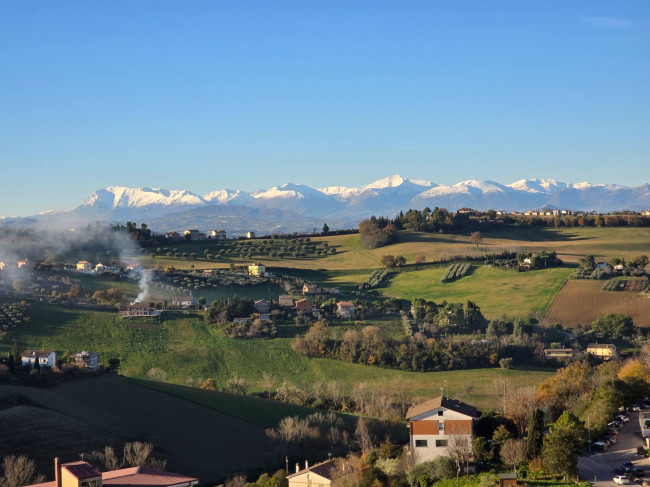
[305, 460, 309, 470]
[295, 463, 300, 473]
[54, 458, 61, 487]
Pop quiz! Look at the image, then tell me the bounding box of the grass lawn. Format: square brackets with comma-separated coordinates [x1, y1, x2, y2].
[379, 265, 573, 320]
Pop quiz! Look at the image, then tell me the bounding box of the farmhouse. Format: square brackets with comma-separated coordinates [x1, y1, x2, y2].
[24, 459, 198, 487]
[254, 299, 270, 314]
[406, 396, 478, 463]
[302, 283, 322, 295]
[76, 260, 93, 272]
[165, 231, 181, 241]
[543, 349, 574, 359]
[172, 297, 197, 309]
[336, 301, 355, 319]
[119, 303, 161, 318]
[21, 350, 56, 368]
[295, 299, 313, 313]
[74, 351, 99, 369]
[248, 263, 266, 277]
[278, 295, 294, 307]
[586, 343, 616, 359]
[642, 210, 650, 216]
[246, 231, 256, 239]
[287, 460, 337, 487]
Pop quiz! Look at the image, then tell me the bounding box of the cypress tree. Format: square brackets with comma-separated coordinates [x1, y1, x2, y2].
[527, 408, 545, 458]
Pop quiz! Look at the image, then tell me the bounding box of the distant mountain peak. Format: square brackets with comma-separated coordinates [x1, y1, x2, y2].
[364, 174, 432, 189]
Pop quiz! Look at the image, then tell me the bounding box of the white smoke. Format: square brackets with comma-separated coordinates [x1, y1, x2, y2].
[133, 267, 154, 303]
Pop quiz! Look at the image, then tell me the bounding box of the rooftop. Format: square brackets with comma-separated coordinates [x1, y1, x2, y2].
[406, 396, 478, 419]
[287, 460, 337, 480]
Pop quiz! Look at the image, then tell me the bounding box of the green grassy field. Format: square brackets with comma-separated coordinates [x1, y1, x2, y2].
[0, 303, 553, 413]
[379, 265, 573, 320]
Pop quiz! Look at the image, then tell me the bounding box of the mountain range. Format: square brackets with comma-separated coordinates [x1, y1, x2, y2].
[3, 176, 650, 235]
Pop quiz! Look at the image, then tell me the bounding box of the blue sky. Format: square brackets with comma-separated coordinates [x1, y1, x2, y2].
[1, 1, 648, 216]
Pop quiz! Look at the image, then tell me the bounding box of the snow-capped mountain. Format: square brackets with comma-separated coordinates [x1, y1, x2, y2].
[5, 175, 650, 233]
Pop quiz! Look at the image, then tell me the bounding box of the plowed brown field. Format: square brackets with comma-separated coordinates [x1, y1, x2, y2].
[544, 279, 650, 327]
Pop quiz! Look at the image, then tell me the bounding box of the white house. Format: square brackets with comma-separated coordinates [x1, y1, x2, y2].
[22, 350, 57, 368]
[119, 303, 162, 317]
[406, 396, 478, 463]
[74, 351, 99, 369]
[336, 301, 355, 319]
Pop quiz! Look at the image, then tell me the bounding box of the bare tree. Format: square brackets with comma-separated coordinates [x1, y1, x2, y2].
[353, 417, 374, 453]
[462, 382, 475, 400]
[506, 386, 537, 436]
[500, 438, 527, 473]
[262, 371, 277, 400]
[122, 442, 166, 470]
[224, 474, 247, 487]
[86, 446, 120, 471]
[1, 456, 44, 487]
[469, 231, 484, 248]
[447, 434, 474, 476]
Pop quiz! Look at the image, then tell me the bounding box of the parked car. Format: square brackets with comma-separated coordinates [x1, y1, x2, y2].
[606, 435, 617, 444]
[615, 475, 631, 484]
[632, 405, 642, 412]
[622, 462, 636, 473]
[617, 415, 630, 423]
[609, 420, 623, 429]
[593, 441, 608, 451]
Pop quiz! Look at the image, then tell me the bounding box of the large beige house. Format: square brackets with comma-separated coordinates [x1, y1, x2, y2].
[586, 343, 616, 359]
[287, 460, 336, 487]
[24, 459, 197, 487]
[248, 263, 266, 277]
[278, 295, 294, 307]
[406, 396, 478, 462]
[76, 260, 93, 272]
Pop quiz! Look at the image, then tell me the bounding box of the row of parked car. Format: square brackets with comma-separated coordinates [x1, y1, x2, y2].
[593, 413, 630, 452]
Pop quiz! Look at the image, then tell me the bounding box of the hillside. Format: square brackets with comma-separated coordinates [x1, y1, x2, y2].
[0, 377, 287, 483]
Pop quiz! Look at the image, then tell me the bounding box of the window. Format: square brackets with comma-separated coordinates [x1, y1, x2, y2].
[415, 440, 428, 447]
[435, 440, 448, 447]
[437, 410, 443, 416]
[439, 421, 444, 430]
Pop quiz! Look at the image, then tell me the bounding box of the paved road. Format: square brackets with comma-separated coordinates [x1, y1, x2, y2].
[579, 412, 650, 487]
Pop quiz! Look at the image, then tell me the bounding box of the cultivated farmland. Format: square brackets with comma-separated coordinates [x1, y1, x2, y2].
[544, 279, 650, 327]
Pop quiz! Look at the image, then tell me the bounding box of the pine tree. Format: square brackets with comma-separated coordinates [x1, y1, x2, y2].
[542, 411, 585, 480]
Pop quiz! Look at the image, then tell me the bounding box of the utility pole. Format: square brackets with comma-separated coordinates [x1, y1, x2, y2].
[587, 414, 591, 455]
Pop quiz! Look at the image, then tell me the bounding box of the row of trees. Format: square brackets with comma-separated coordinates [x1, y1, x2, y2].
[291, 321, 536, 373]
